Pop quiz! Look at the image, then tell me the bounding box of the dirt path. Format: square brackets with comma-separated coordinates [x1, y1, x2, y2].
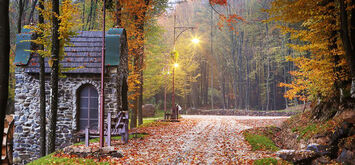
[110, 115, 288, 164]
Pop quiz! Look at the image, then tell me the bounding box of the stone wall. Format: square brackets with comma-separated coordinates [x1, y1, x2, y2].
[13, 67, 124, 164]
[186, 108, 299, 116]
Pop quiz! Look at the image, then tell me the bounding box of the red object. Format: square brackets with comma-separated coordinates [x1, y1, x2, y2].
[209, 0, 227, 6]
[99, 0, 106, 148]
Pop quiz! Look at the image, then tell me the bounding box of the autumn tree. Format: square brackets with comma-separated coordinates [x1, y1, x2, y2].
[38, 0, 46, 157]
[0, 0, 10, 155]
[48, 0, 60, 153]
[268, 0, 355, 118]
[25, 0, 79, 153]
[339, 0, 355, 98]
[107, 0, 167, 127]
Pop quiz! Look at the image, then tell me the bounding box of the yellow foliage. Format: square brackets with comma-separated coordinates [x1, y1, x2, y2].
[25, 0, 79, 67]
[107, 0, 153, 109]
[269, 0, 349, 101]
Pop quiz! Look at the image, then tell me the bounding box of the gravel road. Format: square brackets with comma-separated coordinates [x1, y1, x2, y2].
[111, 115, 289, 164]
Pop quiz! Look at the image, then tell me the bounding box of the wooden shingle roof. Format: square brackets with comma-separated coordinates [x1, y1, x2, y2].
[15, 28, 127, 74]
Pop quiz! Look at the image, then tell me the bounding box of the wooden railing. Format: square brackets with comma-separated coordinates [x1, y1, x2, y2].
[2, 115, 14, 164]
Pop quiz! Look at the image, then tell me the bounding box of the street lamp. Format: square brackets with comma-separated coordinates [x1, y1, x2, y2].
[171, 14, 199, 120]
[191, 38, 200, 44]
[174, 63, 179, 68]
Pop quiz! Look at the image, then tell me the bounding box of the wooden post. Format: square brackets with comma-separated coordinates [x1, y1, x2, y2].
[85, 128, 89, 147]
[107, 112, 111, 146]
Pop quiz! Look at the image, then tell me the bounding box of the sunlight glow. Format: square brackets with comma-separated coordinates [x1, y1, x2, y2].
[191, 38, 200, 44]
[174, 63, 179, 68]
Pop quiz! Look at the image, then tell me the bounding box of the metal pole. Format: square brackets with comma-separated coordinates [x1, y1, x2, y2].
[164, 83, 167, 118]
[99, 0, 106, 148]
[171, 13, 176, 120]
[172, 67, 175, 119]
[173, 14, 176, 49]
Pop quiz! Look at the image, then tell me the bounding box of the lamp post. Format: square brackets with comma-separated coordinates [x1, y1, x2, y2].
[171, 63, 178, 119]
[163, 68, 170, 119]
[171, 14, 199, 120]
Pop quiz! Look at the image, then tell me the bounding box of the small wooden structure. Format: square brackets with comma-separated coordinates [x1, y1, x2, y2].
[2, 115, 14, 164]
[84, 111, 129, 146]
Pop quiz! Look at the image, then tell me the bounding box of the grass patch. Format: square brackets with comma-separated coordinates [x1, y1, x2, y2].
[73, 133, 147, 146]
[153, 109, 165, 118]
[138, 121, 170, 128]
[288, 113, 337, 140]
[243, 132, 280, 151]
[27, 153, 109, 165]
[253, 158, 278, 165]
[253, 158, 291, 165]
[283, 111, 339, 141]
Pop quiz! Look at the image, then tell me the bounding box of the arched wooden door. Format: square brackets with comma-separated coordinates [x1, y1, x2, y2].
[79, 85, 99, 131]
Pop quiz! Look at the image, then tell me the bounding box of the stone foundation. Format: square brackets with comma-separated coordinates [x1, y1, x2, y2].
[13, 68, 124, 164]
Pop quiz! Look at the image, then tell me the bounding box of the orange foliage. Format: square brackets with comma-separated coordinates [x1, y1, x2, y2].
[209, 0, 227, 6]
[109, 0, 152, 109]
[269, 0, 350, 101]
[209, 0, 244, 31]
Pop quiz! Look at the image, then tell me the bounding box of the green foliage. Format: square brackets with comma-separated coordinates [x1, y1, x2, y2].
[27, 153, 109, 165]
[243, 132, 280, 151]
[253, 158, 278, 165]
[285, 111, 338, 141]
[298, 124, 317, 140]
[143, 23, 168, 100]
[293, 122, 333, 140]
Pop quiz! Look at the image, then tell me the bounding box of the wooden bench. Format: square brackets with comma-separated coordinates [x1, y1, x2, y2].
[2, 115, 14, 165]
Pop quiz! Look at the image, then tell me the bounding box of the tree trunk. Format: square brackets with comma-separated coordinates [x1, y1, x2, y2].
[138, 71, 143, 125]
[237, 31, 244, 109]
[283, 67, 288, 109]
[265, 22, 270, 111]
[231, 29, 238, 109]
[18, 0, 24, 33]
[89, 0, 98, 30]
[38, 0, 46, 156]
[246, 54, 249, 110]
[130, 51, 140, 128]
[205, 62, 209, 106]
[210, 7, 213, 110]
[86, 0, 94, 30]
[266, 57, 270, 110]
[137, 0, 150, 124]
[339, 0, 355, 98]
[122, 76, 128, 111]
[82, 0, 85, 30]
[0, 0, 10, 157]
[48, 0, 60, 153]
[221, 71, 226, 109]
[131, 95, 138, 128]
[116, 0, 122, 27]
[28, 0, 38, 24]
[238, 31, 245, 109]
